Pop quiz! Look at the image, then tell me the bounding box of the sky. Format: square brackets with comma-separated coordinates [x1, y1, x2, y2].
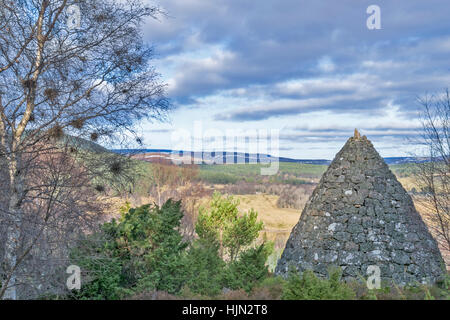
[137, 0, 450, 159]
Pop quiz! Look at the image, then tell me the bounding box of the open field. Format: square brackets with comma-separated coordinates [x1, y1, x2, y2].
[197, 163, 327, 185]
[236, 194, 301, 232]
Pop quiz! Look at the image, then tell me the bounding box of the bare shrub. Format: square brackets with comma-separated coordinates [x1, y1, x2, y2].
[276, 185, 314, 210]
[218, 289, 250, 300]
[223, 181, 257, 195]
[146, 163, 208, 242]
[249, 277, 284, 300]
[414, 90, 450, 262]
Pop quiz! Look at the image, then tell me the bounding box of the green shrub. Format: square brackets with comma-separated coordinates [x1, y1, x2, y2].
[196, 192, 264, 260]
[108, 200, 188, 294]
[70, 199, 189, 299]
[281, 267, 356, 300]
[182, 192, 271, 296]
[183, 239, 225, 297]
[69, 234, 124, 300]
[70, 194, 280, 300]
[435, 271, 450, 300]
[222, 243, 273, 293]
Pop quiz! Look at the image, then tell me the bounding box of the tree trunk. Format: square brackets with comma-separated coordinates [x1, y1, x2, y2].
[3, 209, 20, 300]
[219, 229, 223, 260]
[158, 190, 162, 207]
[1, 156, 23, 300]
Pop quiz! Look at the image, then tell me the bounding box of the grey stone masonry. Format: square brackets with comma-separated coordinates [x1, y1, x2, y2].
[275, 130, 445, 285]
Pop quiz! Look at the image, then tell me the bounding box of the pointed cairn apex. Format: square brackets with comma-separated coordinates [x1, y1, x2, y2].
[354, 128, 361, 139]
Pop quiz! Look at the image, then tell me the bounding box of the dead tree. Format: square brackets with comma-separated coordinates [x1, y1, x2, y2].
[0, 0, 169, 299]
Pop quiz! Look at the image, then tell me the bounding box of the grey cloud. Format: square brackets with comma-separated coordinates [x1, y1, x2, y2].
[278, 128, 421, 145]
[288, 122, 423, 132]
[213, 94, 389, 122]
[143, 0, 450, 148]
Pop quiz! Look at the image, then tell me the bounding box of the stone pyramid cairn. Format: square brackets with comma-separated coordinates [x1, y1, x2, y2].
[275, 130, 444, 285]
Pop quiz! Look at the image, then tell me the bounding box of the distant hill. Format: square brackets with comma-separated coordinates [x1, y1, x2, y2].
[64, 135, 109, 153]
[382, 157, 429, 165]
[112, 149, 428, 165]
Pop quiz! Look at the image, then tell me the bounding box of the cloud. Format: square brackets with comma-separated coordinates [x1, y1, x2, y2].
[141, 0, 450, 157]
[317, 56, 336, 73]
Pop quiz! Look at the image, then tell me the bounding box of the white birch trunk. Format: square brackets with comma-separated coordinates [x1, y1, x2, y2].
[2, 156, 23, 300]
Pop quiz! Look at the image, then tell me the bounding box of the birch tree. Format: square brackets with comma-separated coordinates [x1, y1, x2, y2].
[415, 90, 450, 261]
[0, 0, 169, 299]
